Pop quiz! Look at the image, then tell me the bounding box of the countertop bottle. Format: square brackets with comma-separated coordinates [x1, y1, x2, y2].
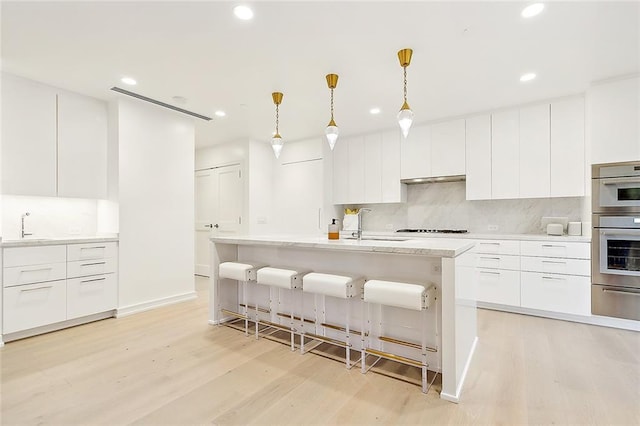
[328, 219, 339, 240]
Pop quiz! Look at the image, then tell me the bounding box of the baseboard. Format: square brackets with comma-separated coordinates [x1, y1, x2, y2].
[478, 303, 640, 332]
[116, 292, 197, 318]
[440, 336, 478, 404]
[2, 311, 115, 343]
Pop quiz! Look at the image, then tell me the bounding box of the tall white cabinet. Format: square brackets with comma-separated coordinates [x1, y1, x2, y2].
[465, 115, 492, 200]
[491, 110, 520, 199]
[1, 73, 108, 199]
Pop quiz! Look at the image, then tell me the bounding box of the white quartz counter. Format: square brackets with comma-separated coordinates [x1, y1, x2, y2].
[371, 231, 591, 243]
[0, 235, 119, 248]
[210, 234, 475, 258]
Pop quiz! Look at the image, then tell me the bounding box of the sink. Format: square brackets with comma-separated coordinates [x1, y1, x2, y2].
[345, 237, 409, 242]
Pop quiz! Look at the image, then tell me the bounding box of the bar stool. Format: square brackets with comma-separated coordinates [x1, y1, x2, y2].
[218, 261, 265, 336]
[255, 267, 308, 351]
[361, 279, 438, 393]
[301, 272, 365, 369]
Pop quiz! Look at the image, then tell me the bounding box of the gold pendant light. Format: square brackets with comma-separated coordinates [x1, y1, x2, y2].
[271, 92, 284, 158]
[325, 73, 339, 150]
[397, 48, 414, 138]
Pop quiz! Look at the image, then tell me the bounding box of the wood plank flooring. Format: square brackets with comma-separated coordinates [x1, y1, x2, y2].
[1, 276, 639, 425]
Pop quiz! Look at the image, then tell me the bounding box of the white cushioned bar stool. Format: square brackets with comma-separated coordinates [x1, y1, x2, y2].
[255, 267, 308, 351]
[218, 261, 265, 336]
[361, 279, 438, 394]
[300, 272, 365, 369]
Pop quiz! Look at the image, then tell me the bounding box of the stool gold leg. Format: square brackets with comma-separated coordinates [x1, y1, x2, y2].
[243, 280, 248, 336]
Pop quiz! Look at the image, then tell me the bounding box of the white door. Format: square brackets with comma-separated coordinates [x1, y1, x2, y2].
[195, 164, 243, 277]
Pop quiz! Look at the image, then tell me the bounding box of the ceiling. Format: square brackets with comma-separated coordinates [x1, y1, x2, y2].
[2, 1, 639, 149]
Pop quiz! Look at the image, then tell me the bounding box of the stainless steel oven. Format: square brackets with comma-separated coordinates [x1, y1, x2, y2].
[592, 161, 640, 321]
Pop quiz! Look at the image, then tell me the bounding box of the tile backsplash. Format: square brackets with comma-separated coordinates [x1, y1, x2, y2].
[350, 181, 585, 234]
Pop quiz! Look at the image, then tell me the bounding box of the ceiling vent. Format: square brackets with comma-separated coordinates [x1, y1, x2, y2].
[110, 87, 212, 121]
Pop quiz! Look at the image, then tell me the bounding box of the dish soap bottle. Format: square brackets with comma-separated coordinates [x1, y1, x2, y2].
[328, 219, 339, 240]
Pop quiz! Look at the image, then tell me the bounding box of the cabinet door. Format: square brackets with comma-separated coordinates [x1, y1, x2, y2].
[331, 134, 349, 204]
[519, 104, 550, 198]
[476, 269, 521, 306]
[431, 119, 465, 176]
[400, 124, 431, 179]
[551, 97, 585, 197]
[67, 274, 117, 319]
[1, 73, 57, 196]
[347, 136, 366, 203]
[491, 110, 519, 199]
[521, 272, 590, 315]
[57, 90, 108, 199]
[465, 115, 492, 200]
[363, 133, 382, 203]
[3, 279, 67, 334]
[381, 130, 406, 203]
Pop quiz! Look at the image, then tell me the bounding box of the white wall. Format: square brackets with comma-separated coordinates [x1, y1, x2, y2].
[2, 195, 98, 240]
[117, 99, 195, 313]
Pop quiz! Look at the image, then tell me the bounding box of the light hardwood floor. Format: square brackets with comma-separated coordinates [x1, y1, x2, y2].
[1, 276, 639, 425]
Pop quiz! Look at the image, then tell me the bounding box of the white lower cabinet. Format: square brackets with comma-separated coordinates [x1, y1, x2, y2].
[3, 280, 67, 334]
[520, 272, 591, 316]
[476, 269, 521, 306]
[67, 274, 117, 320]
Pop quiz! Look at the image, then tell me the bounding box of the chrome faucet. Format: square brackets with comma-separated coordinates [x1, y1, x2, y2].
[21, 212, 32, 239]
[351, 208, 372, 241]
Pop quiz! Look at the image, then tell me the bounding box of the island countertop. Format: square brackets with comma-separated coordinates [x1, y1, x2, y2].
[210, 234, 475, 258]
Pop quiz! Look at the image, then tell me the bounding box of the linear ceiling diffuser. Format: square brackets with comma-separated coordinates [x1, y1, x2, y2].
[110, 87, 212, 121]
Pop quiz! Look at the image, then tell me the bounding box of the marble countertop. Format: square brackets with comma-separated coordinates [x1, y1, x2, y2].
[0, 235, 119, 248]
[363, 231, 591, 243]
[210, 234, 475, 258]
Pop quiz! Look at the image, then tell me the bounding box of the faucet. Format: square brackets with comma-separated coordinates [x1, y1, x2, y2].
[21, 212, 32, 239]
[351, 208, 372, 241]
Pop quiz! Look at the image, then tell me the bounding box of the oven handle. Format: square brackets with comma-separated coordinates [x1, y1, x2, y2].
[600, 229, 640, 236]
[602, 288, 640, 297]
[601, 177, 640, 185]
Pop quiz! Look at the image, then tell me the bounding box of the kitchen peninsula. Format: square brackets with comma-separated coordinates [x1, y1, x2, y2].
[209, 235, 477, 402]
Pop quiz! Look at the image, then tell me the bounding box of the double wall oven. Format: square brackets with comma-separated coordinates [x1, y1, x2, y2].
[592, 160, 640, 321]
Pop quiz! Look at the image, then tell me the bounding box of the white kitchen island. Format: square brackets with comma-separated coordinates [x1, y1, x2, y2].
[209, 235, 477, 403]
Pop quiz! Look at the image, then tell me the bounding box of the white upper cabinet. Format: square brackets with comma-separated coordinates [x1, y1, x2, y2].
[1, 73, 58, 196]
[465, 115, 492, 200]
[1, 73, 108, 199]
[331, 136, 349, 204]
[431, 119, 466, 177]
[363, 133, 382, 204]
[347, 135, 366, 204]
[57, 90, 108, 199]
[381, 130, 406, 203]
[551, 97, 585, 197]
[400, 124, 431, 179]
[491, 110, 520, 199]
[519, 103, 550, 198]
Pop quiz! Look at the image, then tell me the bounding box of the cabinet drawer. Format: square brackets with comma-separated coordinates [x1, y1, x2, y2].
[67, 258, 117, 278]
[473, 239, 520, 255]
[67, 242, 117, 261]
[3, 262, 66, 287]
[521, 272, 590, 316]
[3, 279, 67, 334]
[520, 241, 590, 259]
[476, 269, 520, 306]
[67, 274, 117, 320]
[521, 256, 590, 276]
[3, 245, 66, 267]
[476, 254, 520, 271]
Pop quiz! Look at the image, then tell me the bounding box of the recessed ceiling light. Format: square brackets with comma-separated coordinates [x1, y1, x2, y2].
[520, 73, 537, 82]
[521, 3, 544, 18]
[121, 77, 137, 85]
[215, 110, 226, 117]
[369, 107, 381, 115]
[234, 5, 254, 20]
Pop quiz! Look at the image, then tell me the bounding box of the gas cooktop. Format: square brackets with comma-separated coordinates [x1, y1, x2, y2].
[396, 229, 469, 234]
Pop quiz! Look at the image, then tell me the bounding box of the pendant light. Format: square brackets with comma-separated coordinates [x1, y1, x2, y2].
[325, 73, 339, 150]
[397, 48, 414, 138]
[271, 92, 284, 158]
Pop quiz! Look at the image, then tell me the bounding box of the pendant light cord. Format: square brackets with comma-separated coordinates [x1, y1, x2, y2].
[403, 66, 408, 103]
[330, 88, 335, 121]
[275, 103, 279, 134]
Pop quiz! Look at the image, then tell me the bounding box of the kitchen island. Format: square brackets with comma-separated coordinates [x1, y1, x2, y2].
[209, 235, 477, 402]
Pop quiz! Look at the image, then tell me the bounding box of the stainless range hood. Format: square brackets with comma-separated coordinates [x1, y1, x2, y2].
[401, 175, 466, 184]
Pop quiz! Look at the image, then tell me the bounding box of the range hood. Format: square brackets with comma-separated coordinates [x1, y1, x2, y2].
[401, 175, 466, 185]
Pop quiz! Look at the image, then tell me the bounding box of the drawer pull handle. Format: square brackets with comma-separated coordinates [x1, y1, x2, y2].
[479, 271, 501, 275]
[81, 246, 106, 250]
[542, 244, 565, 248]
[80, 278, 107, 284]
[480, 242, 501, 245]
[20, 267, 52, 273]
[542, 260, 566, 265]
[542, 276, 565, 281]
[602, 288, 640, 297]
[480, 256, 501, 260]
[80, 262, 106, 267]
[20, 285, 53, 292]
